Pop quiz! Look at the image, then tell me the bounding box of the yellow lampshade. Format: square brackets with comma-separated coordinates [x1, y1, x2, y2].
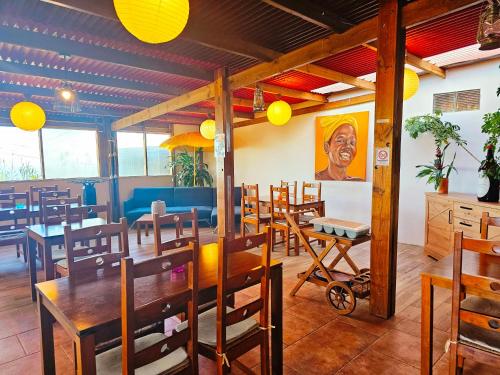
[10, 102, 46, 132]
[114, 0, 189, 44]
[267, 100, 292, 126]
[200, 119, 216, 140]
[403, 68, 419, 101]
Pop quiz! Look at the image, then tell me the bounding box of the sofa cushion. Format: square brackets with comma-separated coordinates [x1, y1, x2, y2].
[125, 207, 151, 223]
[211, 206, 241, 226]
[174, 187, 213, 207]
[212, 187, 242, 207]
[133, 187, 174, 208]
[167, 206, 212, 220]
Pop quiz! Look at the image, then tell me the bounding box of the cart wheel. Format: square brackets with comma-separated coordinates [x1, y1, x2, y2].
[325, 281, 356, 315]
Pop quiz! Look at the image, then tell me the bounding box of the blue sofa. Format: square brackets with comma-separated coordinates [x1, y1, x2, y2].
[123, 187, 241, 227]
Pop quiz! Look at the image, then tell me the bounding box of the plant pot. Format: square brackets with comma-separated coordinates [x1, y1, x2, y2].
[437, 178, 449, 194]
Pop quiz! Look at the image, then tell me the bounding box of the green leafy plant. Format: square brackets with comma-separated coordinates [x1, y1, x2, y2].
[416, 144, 456, 190]
[404, 112, 465, 189]
[480, 86, 500, 180]
[170, 148, 213, 187]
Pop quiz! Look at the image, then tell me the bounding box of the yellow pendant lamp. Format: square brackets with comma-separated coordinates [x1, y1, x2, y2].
[267, 100, 292, 126]
[403, 68, 419, 101]
[10, 101, 46, 131]
[114, 0, 190, 44]
[200, 119, 216, 140]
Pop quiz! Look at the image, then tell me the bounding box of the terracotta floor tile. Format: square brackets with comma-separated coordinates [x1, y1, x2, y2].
[17, 324, 72, 355]
[0, 304, 38, 339]
[283, 310, 327, 346]
[0, 335, 25, 365]
[371, 329, 449, 369]
[285, 299, 340, 326]
[337, 301, 397, 337]
[284, 320, 378, 374]
[337, 348, 419, 375]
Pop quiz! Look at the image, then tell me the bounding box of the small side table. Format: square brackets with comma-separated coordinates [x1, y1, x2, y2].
[136, 214, 153, 244]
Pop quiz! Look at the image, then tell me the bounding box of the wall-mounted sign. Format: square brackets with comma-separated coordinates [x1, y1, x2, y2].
[375, 147, 390, 167]
[214, 133, 225, 158]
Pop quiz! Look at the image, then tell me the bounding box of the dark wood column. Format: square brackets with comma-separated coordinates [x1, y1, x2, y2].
[370, 0, 406, 319]
[214, 67, 235, 240]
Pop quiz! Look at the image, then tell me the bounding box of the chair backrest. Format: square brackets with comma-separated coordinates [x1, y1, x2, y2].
[481, 212, 500, 240]
[302, 182, 321, 204]
[280, 180, 297, 205]
[216, 228, 272, 361]
[270, 185, 290, 221]
[241, 183, 260, 218]
[450, 231, 500, 355]
[0, 192, 30, 231]
[29, 185, 58, 205]
[0, 186, 15, 194]
[121, 242, 199, 374]
[63, 218, 129, 279]
[153, 208, 199, 257]
[41, 196, 81, 225]
[65, 202, 112, 224]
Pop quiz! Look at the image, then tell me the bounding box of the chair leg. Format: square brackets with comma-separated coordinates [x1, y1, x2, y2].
[448, 342, 459, 375]
[240, 220, 245, 237]
[16, 243, 20, 258]
[271, 228, 276, 251]
[285, 229, 290, 256]
[260, 337, 270, 375]
[22, 241, 27, 263]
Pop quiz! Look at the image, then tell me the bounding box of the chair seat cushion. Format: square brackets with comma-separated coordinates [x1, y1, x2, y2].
[55, 254, 94, 268]
[244, 213, 271, 220]
[459, 296, 500, 354]
[167, 206, 212, 220]
[51, 248, 67, 262]
[0, 229, 26, 243]
[176, 306, 258, 347]
[96, 333, 189, 375]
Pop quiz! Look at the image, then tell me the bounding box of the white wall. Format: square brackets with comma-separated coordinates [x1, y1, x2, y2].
[232, 58, 500, 246]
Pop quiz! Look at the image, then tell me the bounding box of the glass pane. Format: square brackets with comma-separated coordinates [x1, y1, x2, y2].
[117, 132, 145, 176]
[43, 128, 99, 179]
[146, 133, 171, 176]
[0, 126, 42, 181]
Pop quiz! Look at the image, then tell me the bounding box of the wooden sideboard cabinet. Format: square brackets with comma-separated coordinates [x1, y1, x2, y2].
[424, 192, 500, 259]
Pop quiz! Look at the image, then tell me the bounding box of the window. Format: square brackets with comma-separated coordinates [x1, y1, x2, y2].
[0, 126, 42, 181]
[146, 133, 171, 176]
[433, 89, 480, 113]
[117, 132, 146, 177]
[42, 128, 99, 179]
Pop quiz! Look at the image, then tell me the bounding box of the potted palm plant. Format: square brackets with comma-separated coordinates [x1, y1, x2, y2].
[478, 100, 500, 202]
[170, 148, 213, 187]
[404, 112, 468, 193]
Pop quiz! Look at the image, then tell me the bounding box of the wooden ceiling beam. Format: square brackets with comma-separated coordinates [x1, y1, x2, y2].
[363, 42, 446, 78]
[261, 0, 353, 32]
[256, 82, 327, 102]
[112, 0, 481, 130]
[295, 64, 376, 91]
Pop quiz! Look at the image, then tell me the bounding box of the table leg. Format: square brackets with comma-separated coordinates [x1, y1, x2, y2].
[38, 293, 55, 375]
[28, 237, 38, 301]
[137, 222, 142, 245]
[145, 223, 149, 237]
[76, 334, 96, 375]
[271, 264, 283, 375]
[43, 239, 54, 282]
[421, 275, 434, 375]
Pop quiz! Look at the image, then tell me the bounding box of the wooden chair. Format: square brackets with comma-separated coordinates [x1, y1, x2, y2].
[448, 231, 500, 374]
[240, 183, 271, 237]
[0, 192, 30, 261]
[153, 209, 199, 257]
[65, 202, 112, 224]
[41, 196, 81, 225]
[302, 181, 322, 203]
[96, 242, 199, 374]
[481, 212, 500, 240]
[280, 180, 297, 205]
[29, 184, 58, 206]
[0, 187, 15, 208]
[186, 228, 272, 374]
[55, 218, 129, 279]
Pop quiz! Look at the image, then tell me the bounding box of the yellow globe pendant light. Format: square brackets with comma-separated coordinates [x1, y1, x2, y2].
[114, 0, 190, 44]
[10, 101, 46, 131]
[200, 119, 216, 140]
[267, 100, 292, 126]
[403, 68, 419, 101]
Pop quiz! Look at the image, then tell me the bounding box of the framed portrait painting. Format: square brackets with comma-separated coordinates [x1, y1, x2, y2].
[315, 111, 369, 181]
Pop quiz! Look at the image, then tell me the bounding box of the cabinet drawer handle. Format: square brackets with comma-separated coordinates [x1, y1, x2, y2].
[459, 221, 472, 227]
[459, 206, 472, 211]
[448, 210, 452, 224]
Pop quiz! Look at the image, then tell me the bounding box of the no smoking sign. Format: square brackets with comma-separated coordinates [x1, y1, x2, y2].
[375, 147, 390, 166]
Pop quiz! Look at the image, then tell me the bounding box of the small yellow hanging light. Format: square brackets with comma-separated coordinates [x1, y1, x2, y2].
[10, 101, 46, 131]
[113, 0, 190, 44]
[200, 119, 216, 140]
[403, 68, 419, 101]
[267, 100, 292, 126]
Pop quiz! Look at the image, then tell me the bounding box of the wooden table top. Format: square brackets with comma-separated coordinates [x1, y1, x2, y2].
[422, 250, 500, 281]
[136, 214, 153, 223]
[36, 243, 282, 337]
[26, 218, 107, 239]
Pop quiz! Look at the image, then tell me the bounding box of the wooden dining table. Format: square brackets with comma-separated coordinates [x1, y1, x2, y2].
[259, 196, 325, 216]
[420, 250, 500, 374]
[35, 243, 284, 375]
[27, 217, 107, 301]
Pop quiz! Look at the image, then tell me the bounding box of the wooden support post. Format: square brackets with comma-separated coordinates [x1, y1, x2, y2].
[370, 0, 406, 319]
[107, 126, 121, 223]
[214, 68, 235, 240]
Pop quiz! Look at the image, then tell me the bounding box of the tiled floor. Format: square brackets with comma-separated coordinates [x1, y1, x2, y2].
[0, 227, 496, 374]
